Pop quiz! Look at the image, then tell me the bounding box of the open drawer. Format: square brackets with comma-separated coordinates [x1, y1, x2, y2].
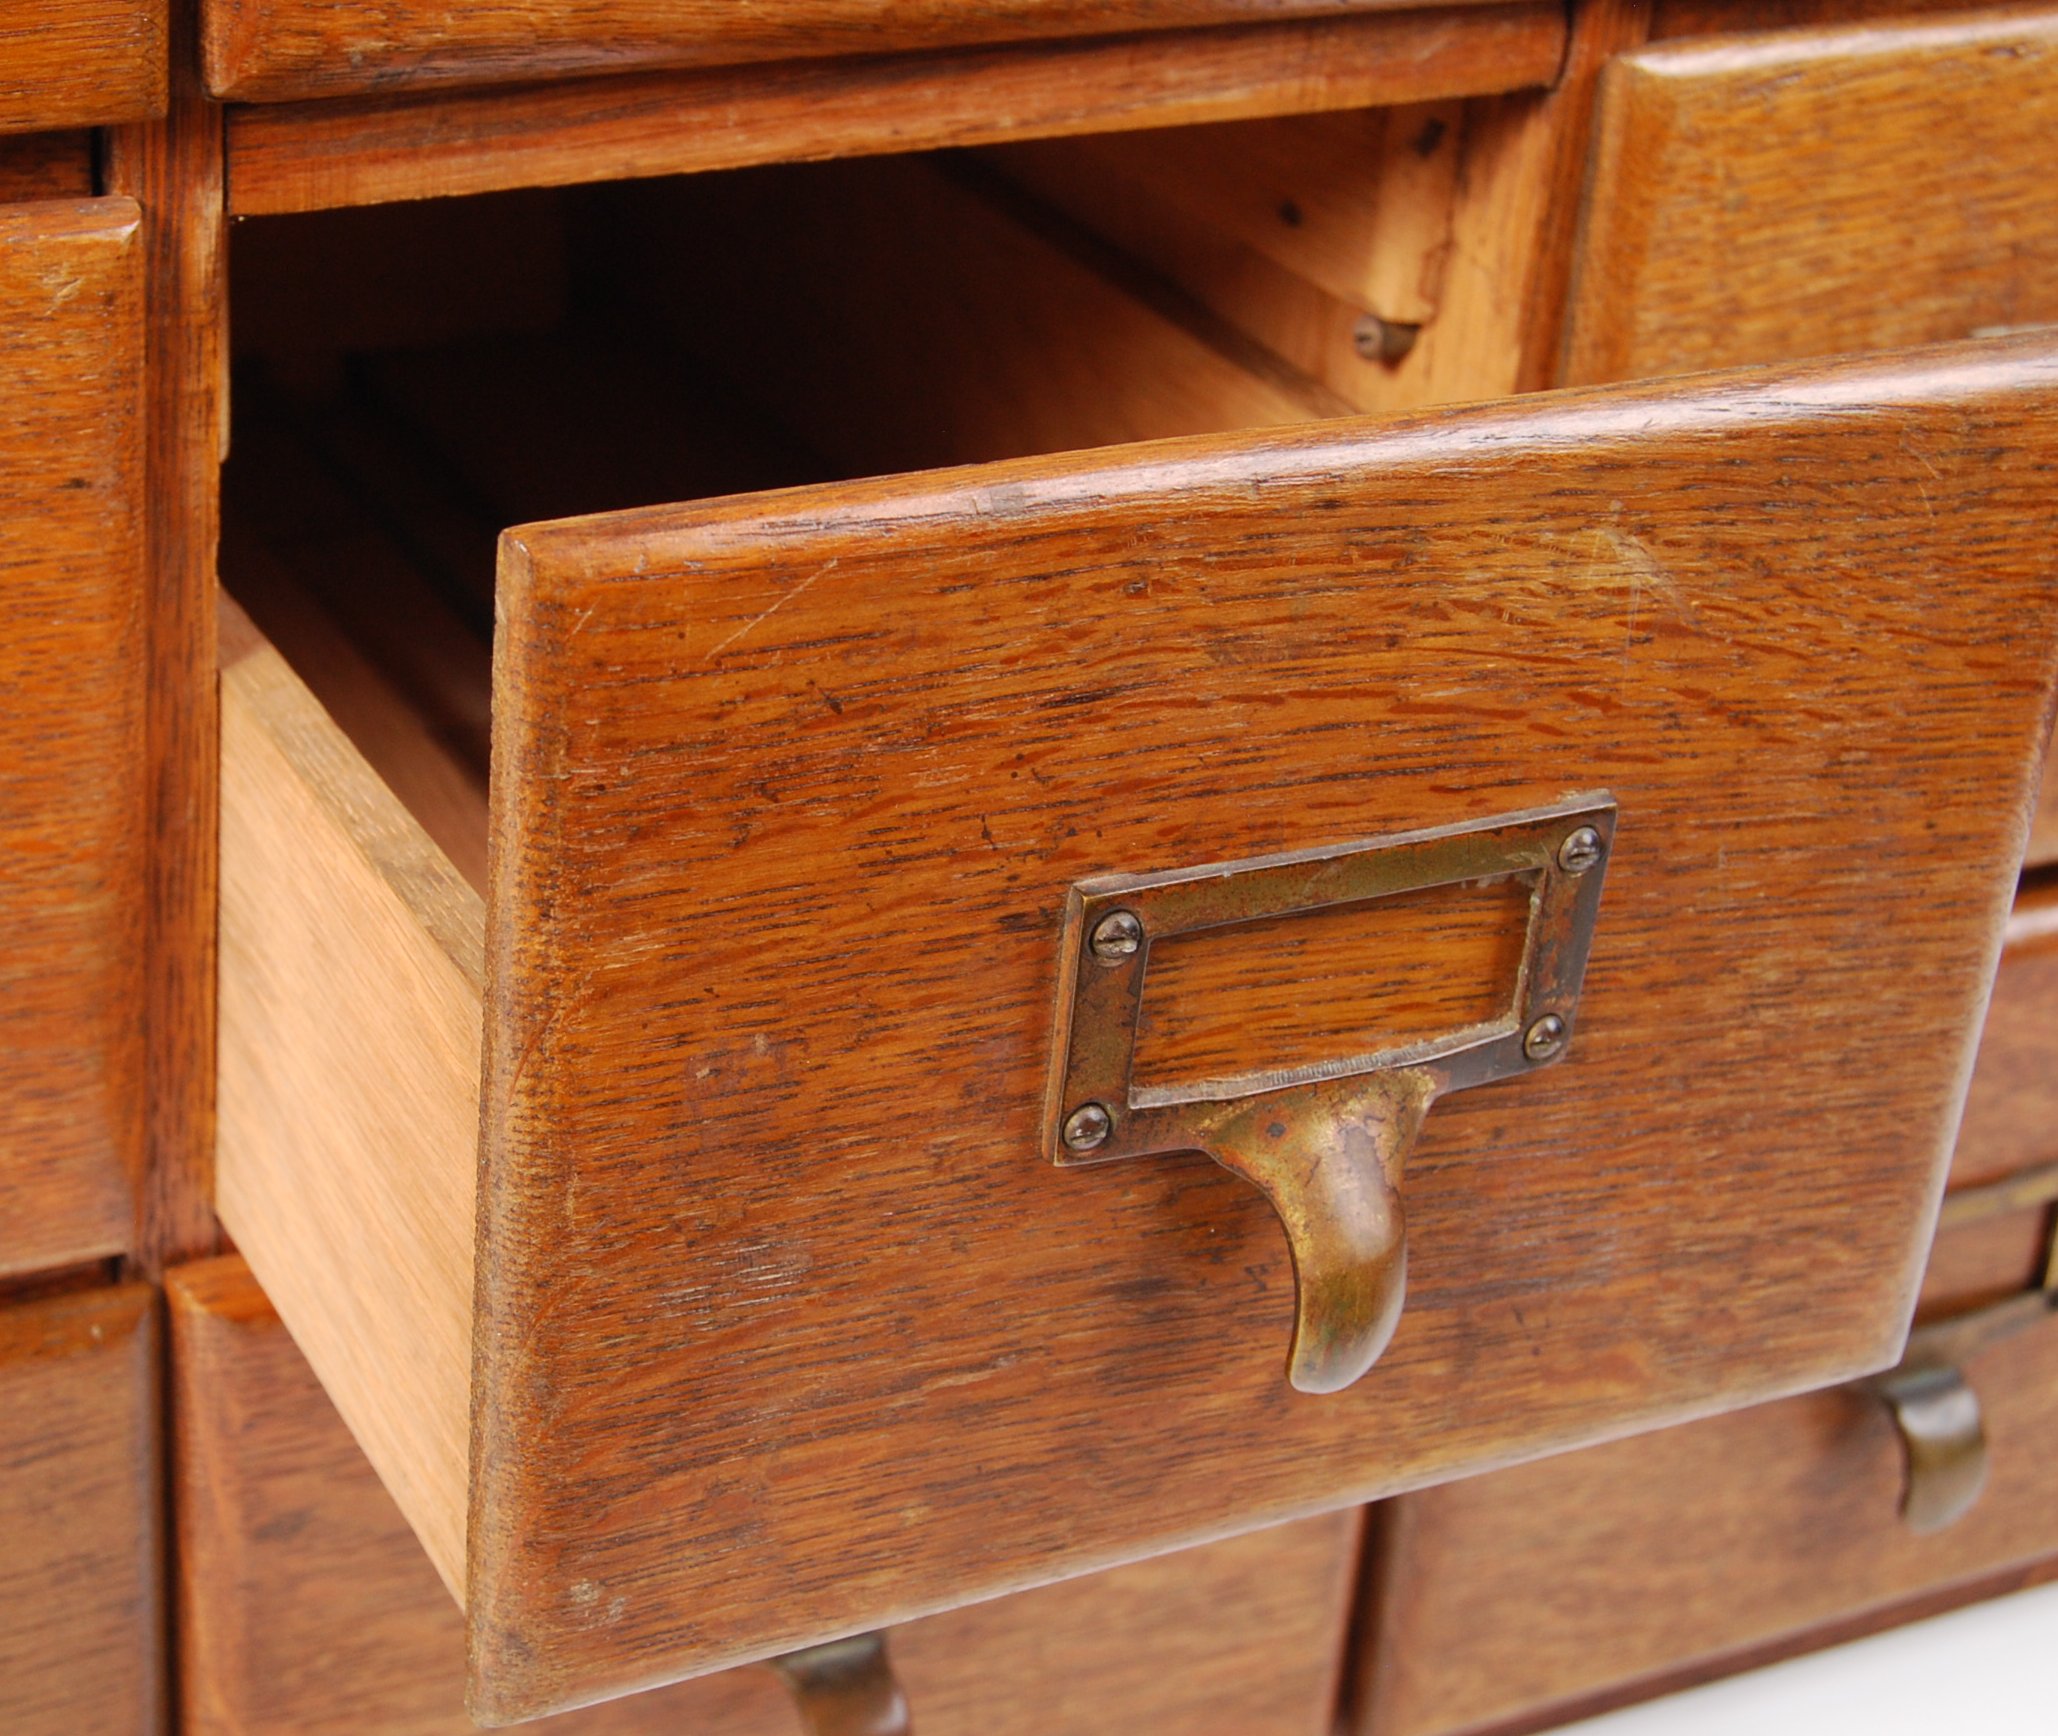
[216, 158, 2058, 1723]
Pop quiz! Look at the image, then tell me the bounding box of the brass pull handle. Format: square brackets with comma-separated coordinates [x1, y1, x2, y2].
[1047, 795, 1614, 1394]
[1861, 1288, 2055, 1533]
[767, 1633, 912, 1736]
[1875, 1364, 1987, 1534]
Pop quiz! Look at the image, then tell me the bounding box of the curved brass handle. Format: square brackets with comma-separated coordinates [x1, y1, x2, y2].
[1196, 1071, 1435, 1393]
[1876, 1364, 1987, 1534]
[1046, 796, 1615, 1395]
[767, 1633, 912, 1736]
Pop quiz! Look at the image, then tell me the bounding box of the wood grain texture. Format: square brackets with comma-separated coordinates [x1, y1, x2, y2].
[0, 1283, 162, 1735]
[106, 16, 229, 1273]
[0, 0, 165, 133]
[170, 1252, 1357, 1735]
[453, 338, 2058, 1716]
[598, 157, 1339, 478]
[1352, 1244, 2058, 1736]
[0, 198, 149, 1277]
[217, 607, 482, 1600]
[2030, 748, 2058, 867]
[204, 0, 1519, 102]
[223, 6, 1566, 215]
[1562, 9, 2058, 387]
[1952, 880, 2058, 1191]
[0, 133, 94, 201]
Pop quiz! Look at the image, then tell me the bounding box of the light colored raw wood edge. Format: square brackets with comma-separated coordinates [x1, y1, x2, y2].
[216, 597, 481, 1603]
[225, 4, 1567, 215]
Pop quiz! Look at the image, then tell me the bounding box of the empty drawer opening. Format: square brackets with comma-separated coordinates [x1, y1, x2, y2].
[221, 144, 1383, 890]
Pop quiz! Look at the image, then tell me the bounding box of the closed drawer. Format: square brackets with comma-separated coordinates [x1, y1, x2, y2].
[0, 1282, 163, 1735]
[1348, 1194, 2058, 1736]
[0, 197, 149, 1277]
[0, 2, 165, 133]
[200, 0, 1527, 103]
[214, 158, 2058, 1721]
[1563, 9, 2058, 866]
[1953, 882, 2058, 1194]
[168, 1254, 1357, 1736]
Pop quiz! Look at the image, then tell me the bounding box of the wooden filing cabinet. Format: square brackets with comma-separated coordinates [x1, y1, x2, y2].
[4, 0, 2058, 1730]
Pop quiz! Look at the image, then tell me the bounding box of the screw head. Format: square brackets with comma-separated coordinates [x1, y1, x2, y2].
[1062, 1103, 1113, 1152]
[1523, 1014, 1568, 1063]
[1089, 910, 1144, 964]
[1558, 827, 1605, 874]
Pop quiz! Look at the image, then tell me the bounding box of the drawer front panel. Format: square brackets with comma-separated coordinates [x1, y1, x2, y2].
[201, 0, 1502, 103]
[1562, 10, 2058, 388]
[0, 198, 149, 1276]
[1953, 884, 2058, 1192]
[447, 340, 2058, 1713]
[168, 1255, 1355, 1736]
[1351, 1226, 2058, 1736]
[0, 1284, 162, 1736]
[0, 3, 165, 134]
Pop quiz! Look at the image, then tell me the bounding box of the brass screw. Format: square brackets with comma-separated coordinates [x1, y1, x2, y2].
[1090, 910, 1144, 963]
[1063, 1103, 1113, 1151]
[1558, 827, 1604, 874]
[1523, 1015, 1567, 1062]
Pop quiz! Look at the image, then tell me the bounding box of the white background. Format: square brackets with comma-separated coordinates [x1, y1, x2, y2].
[1552, 1578, 2058, 1735]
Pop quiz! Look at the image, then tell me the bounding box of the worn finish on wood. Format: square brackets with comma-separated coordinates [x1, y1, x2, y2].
[1952, 880, 2058, 1192]
[0, 133, 94, 201]
[205, 0, 1522, 102]
[1563, 11, 2058, 387]
[0, 1283, 162, 1735]
[107, 14, 230, 1274]
[1352, 1235, 2058, 1736]
[357, 338, 2058, 1716]
[170, 1253, 1357, 1735]
[0, 0, 165, 133]
[0, 199, 148, 1277]
[223, 6, 1566, 215]
[217, 603, 482, 1600]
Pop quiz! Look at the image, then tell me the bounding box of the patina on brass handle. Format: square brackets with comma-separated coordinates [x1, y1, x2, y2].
[1046, 795, 1615, 1395]
[766, 1632, 911, 1736]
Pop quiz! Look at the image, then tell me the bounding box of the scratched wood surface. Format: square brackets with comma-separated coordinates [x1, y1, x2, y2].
[204, 0, 1522, 101]
[0, 199, 149, 1277]
[222, 6, 1565, 214]
[0, 1283, 162, 1735]
[1561, 10, 2058, 387]
[1351, 1228, 2058, 1736]
[0, 0, 165, 133]
[170, 1252, 1357, 1735]
[427, 338, 2058, 1716]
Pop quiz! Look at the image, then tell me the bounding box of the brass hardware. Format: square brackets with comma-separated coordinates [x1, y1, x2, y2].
[1046, 794, 1616, 1395]
[1865, 1289, 2056, 1533]
[766, 1632, 912, 1736]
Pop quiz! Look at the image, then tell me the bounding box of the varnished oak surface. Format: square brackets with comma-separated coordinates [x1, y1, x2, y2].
[205, 0, 1517, 102]
[1562, 9, 2058, 386]
[170, 1254, 1357, 1735]
[1353, 1235, 2058, 1736]
[1952, 881, 2058, 1191]
[223, 6, 1565, 214]
[427, 338, 2057, 1715]
[0, 1, 165, 133]
[0, 1283, 162, 1735]
[0, 198, 149, 1276]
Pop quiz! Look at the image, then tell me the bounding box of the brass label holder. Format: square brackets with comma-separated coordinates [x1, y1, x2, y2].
[1045, 792, 1616, 1395]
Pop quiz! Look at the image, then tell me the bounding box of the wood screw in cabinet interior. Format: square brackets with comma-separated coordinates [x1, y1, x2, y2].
[766, 1632, 912, 1736]
[1353, 315, 1420, 365]
[1046, 794, 1616, 1395]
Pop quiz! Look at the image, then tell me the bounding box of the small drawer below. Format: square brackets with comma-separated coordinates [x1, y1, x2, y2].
[0, 1282, 162, 1736]
[168, 1255, 1357, 1735]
